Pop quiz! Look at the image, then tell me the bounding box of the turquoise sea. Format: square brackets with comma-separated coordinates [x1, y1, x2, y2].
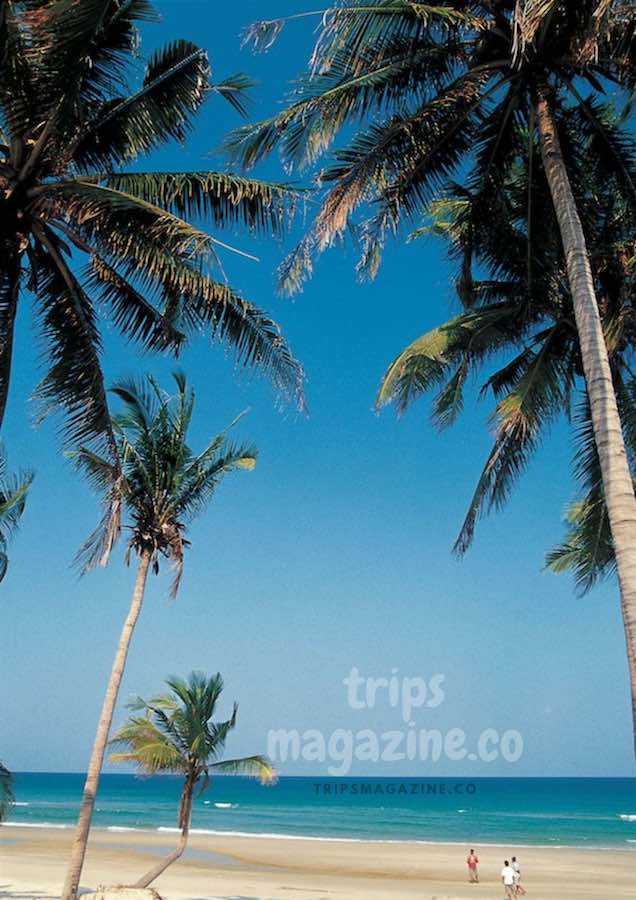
[6, 775, 636, 849]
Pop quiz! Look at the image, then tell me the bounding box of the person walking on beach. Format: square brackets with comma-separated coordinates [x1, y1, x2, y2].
[467, 849, 479, 883]
[512, 856, 526, 895]
[501, 859, 516, 899]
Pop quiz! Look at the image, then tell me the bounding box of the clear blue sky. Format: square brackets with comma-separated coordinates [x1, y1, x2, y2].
[2, 1, 633, 777]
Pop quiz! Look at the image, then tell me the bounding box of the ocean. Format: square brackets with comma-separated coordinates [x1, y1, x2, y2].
[6, 774, 636, 850]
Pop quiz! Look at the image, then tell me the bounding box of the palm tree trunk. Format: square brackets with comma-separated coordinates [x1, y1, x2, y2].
[536, 89, 636, 753]
[134, 774, 195, 888]
[61, 549, 152, 900]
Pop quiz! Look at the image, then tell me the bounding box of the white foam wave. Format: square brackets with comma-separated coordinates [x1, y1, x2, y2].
[12, 802, 29, 807]
[619, 814, 636, 822]
[3, 822, 634, 853]
[214, 802, 237, 809]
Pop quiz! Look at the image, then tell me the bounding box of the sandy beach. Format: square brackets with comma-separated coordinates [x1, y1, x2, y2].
[0, 825, 632, 899]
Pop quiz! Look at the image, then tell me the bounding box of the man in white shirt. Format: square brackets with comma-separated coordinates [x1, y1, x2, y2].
[511, 856, 526, 895]
[501, 860, 516, 899]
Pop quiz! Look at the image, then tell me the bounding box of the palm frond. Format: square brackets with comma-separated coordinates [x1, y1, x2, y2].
[227, 34, 463, 172]
[213, 72, 253, 117]
[315, 73, 486, 251]
[71, 38, 209, 168]
[84, 253, 186, 353]
[454, 328, 572, 554]
[0, 761, 14, 822]
[211, 755, 277, 784]
[377, 302, 526, 416]
[546, 496, 614, 591]
[0, 443, 33, 583]
[546, 381, 636, 592]
[30, 225, 114, 452]
[101, 172, 301, 237]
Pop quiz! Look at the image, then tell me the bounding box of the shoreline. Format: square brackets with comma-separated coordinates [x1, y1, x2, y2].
[1, 824, 633, 899]
[5, 819, 636, 852]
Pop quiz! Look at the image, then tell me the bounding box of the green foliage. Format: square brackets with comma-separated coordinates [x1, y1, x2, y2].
[73, 372, 256, 594]
[546, 376, 636, 592]
[0, 0, 304, 457]
[230, 1, 635, 293]
[234, 2, 636, 584]
[0, 443, 33, 582]
[0, 761, 14, 822]
[110, 671, 275, 828]
[376, 112, 635, 557]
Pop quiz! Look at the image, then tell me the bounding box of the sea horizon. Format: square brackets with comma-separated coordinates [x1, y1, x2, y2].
[6, 773, 636, 852]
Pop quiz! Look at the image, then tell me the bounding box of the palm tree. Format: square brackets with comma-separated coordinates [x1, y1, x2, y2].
[110, 671, 275, 889]
[230, 1, 636, 748]
[0, 0, 303, 461]
[62, 372, 258, 900]
[0, 762, 14, 822]
[0, 443, 33, 582]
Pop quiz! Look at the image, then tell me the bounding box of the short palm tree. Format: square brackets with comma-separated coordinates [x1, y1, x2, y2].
[110, 671, 275, 889]
[62, 373, 257, 900]
[231, 1, 636, 749]
[0, 443, 33, 582]
[0, 762, 14, 822]
[0, 0, 303, 457]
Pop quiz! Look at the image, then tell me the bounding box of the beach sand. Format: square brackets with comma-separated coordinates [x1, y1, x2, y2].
[0, 825, 632, 899]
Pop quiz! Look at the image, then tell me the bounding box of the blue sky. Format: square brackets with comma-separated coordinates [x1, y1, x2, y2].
[2, 1, 634, 777]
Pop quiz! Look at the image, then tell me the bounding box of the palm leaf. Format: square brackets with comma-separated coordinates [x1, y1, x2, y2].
[71, 38, 210, 168]
[0, 762, 14, 822]
[101, 172, 301, 236]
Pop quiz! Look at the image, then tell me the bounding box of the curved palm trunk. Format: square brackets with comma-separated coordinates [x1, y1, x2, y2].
[134, 773, 195, 888]
[536, 91, 636, 753]
[61, 549, 152, 900]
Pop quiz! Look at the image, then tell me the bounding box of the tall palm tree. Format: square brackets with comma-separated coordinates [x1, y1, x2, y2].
[0, 0, 303, 461]
[0, 442, 33, 582]
[62, 372, 258, 900]
[110, 671, 275, 889]
[0, 762, 14, 822]
[230, 1, 636, 748]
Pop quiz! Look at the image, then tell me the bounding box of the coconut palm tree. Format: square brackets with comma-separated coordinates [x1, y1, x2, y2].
[110, 671, 275, 889]
[0, 442, 33, 582]
[0, 762, 14, 822]
[62, 372, 257, 900]
[230, 1, 636, 748]
[0, 0, 303, 461]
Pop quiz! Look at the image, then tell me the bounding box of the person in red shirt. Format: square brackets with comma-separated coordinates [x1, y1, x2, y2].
[467, 848, 479, 883]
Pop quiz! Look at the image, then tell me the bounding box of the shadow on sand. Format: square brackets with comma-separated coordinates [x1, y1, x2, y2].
[0, 889, 55, 900]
